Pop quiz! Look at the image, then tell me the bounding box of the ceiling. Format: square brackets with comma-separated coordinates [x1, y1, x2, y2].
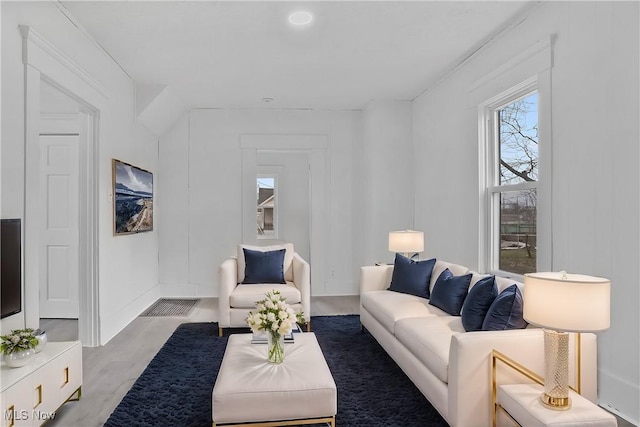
[60, 1, 535, 112]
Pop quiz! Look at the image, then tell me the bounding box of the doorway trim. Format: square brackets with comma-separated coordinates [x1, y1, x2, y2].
[21, 26, 104, 346]
[240, 134, 329, 294]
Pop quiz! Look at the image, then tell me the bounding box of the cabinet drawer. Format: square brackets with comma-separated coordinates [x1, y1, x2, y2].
[31, 366, 61, 420]
[54, 344, 82, 400]
[1, 380, 32, 427]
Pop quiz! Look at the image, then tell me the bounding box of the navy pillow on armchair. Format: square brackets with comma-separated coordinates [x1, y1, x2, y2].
[428, 269, 473, 316]
[242, 248, 286, 284]
[389, 254, 436, 299]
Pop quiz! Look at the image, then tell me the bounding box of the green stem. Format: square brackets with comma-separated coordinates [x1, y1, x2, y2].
[268, 331, 285, 364]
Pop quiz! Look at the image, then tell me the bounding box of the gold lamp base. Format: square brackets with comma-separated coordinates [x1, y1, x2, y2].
[541, 329, 572, 411]
[541, 393, 571, 410]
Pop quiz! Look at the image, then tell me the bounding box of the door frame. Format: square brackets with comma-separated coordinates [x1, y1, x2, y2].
[21, 26, 104, 346]
[240, 135, 329, 294]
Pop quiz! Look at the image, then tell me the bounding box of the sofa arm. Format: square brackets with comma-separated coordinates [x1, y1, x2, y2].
[292, 253, 311, 323]
[218, 257, 238, 328]
[359, 265, 394, 294]
[447, 329, 597, 427]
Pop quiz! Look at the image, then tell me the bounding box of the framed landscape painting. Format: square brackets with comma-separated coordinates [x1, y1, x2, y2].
[112, 159, 153, 235]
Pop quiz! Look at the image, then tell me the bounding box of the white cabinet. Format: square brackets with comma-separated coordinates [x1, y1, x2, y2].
[1, 342, 82, 427]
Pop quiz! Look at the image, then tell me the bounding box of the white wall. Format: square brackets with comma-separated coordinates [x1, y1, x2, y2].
[1, 1, 159, 344]
[359, 100, 414, 267]
[156, 113, 190, 295]
[158, 108, 363, 297]
[413, 2, 639, 422]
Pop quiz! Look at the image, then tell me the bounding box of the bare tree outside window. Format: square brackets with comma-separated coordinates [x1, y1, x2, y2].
[497, 92, 538, 274]
[499, 94, 538, 184]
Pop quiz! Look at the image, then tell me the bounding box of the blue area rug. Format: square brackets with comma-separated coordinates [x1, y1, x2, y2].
[104, 315, 448, 427]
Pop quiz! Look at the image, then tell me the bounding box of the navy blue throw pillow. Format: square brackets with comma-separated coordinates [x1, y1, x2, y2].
[482, 284, 528, 331]
[429, 269, 473, 316]
[389, 254, 436, 299]
[461, 276, 498, 332]
[242, 248, 286, 284]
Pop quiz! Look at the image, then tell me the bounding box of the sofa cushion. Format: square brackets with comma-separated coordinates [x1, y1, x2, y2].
[429, 269, 473, 316]
[360, 290, 442, 334]
[395, 316, 465, 384]
[241, 248, 286, 284]
[237, 243, 294, 282]
[389, 254, 436, 299]
[495, 276, 524, 294]
[482, 284, 528, 331]
[461, 275, 498, 332]
[229, 283, 301, 308]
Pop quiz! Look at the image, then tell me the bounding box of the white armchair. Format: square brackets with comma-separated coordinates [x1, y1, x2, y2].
[218, 243, 311, 336]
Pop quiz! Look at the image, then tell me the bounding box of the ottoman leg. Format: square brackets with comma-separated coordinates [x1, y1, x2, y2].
[218, 326, 223, 337]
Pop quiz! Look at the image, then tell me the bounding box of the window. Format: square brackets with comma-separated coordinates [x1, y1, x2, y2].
[257, 176, 277, 238]
[484, 88, 538, 275]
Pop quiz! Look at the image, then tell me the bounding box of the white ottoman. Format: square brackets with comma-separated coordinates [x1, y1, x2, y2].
[212, 333, 337, 426]
[498, 383, 617, 427]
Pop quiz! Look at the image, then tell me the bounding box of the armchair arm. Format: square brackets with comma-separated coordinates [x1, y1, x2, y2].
[218, 257, 238, 328]
[292, 253, 311, 323]
[359, 265, 394, 294]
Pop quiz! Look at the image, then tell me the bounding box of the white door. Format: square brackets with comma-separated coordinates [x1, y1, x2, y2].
[39, 134, 80, 318]
[257, 151, 311, 261]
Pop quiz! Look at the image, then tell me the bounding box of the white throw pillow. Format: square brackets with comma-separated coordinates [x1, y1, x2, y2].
[237, 243, 295, 283]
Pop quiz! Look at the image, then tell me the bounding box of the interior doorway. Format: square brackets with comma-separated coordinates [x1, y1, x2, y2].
[22, 25, 101, 346]
[240, 134, 329, 295]
[25, 78, 100, 346]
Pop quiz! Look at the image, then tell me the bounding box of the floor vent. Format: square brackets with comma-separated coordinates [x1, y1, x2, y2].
[140, 299, 200, 317]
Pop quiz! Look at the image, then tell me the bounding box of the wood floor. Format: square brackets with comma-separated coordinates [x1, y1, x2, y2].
[39, 296, 635, 427]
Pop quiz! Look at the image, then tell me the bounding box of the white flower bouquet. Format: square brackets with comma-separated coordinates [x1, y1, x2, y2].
[246, 290, 305, 363]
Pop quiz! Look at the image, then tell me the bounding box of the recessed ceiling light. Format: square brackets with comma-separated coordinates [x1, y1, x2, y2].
[262, 97, 274, 103]
[288, 11, 313, 26]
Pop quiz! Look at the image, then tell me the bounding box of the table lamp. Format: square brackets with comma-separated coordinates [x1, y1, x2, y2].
[523, 271, 610, 410]
[388, 229, 424, 258]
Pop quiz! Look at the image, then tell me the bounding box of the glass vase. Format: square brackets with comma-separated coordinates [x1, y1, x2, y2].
[3, 349, 35, 368]
[267, 331, 285, 364]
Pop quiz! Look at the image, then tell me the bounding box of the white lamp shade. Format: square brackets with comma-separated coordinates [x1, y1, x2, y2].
[388, 230, 424, 253]
[523, 272, 610, 332]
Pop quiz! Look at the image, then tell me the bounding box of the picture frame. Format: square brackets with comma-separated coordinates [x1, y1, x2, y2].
[112, 159, 154, 235]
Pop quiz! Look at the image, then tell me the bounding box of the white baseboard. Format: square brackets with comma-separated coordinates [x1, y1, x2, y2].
[100, 285, 163, 345]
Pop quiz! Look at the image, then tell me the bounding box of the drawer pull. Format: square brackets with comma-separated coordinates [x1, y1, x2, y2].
[62, 366, 70, 387]
[34, 384, 42, 408]
[8, 404, 15, 427]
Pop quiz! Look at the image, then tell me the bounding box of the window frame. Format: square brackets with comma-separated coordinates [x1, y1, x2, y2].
[480, 77, 541, 279]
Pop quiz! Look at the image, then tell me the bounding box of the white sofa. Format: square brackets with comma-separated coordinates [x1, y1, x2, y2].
[218, 243, 311, 337]
[360, 259, 598, 427]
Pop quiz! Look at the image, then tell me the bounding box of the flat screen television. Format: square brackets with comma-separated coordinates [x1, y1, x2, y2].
[1, 218, 22, 319]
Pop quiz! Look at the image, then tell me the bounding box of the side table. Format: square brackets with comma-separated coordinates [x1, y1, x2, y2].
[498, 383, 617, 427]
[491, 349, 616, 427]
